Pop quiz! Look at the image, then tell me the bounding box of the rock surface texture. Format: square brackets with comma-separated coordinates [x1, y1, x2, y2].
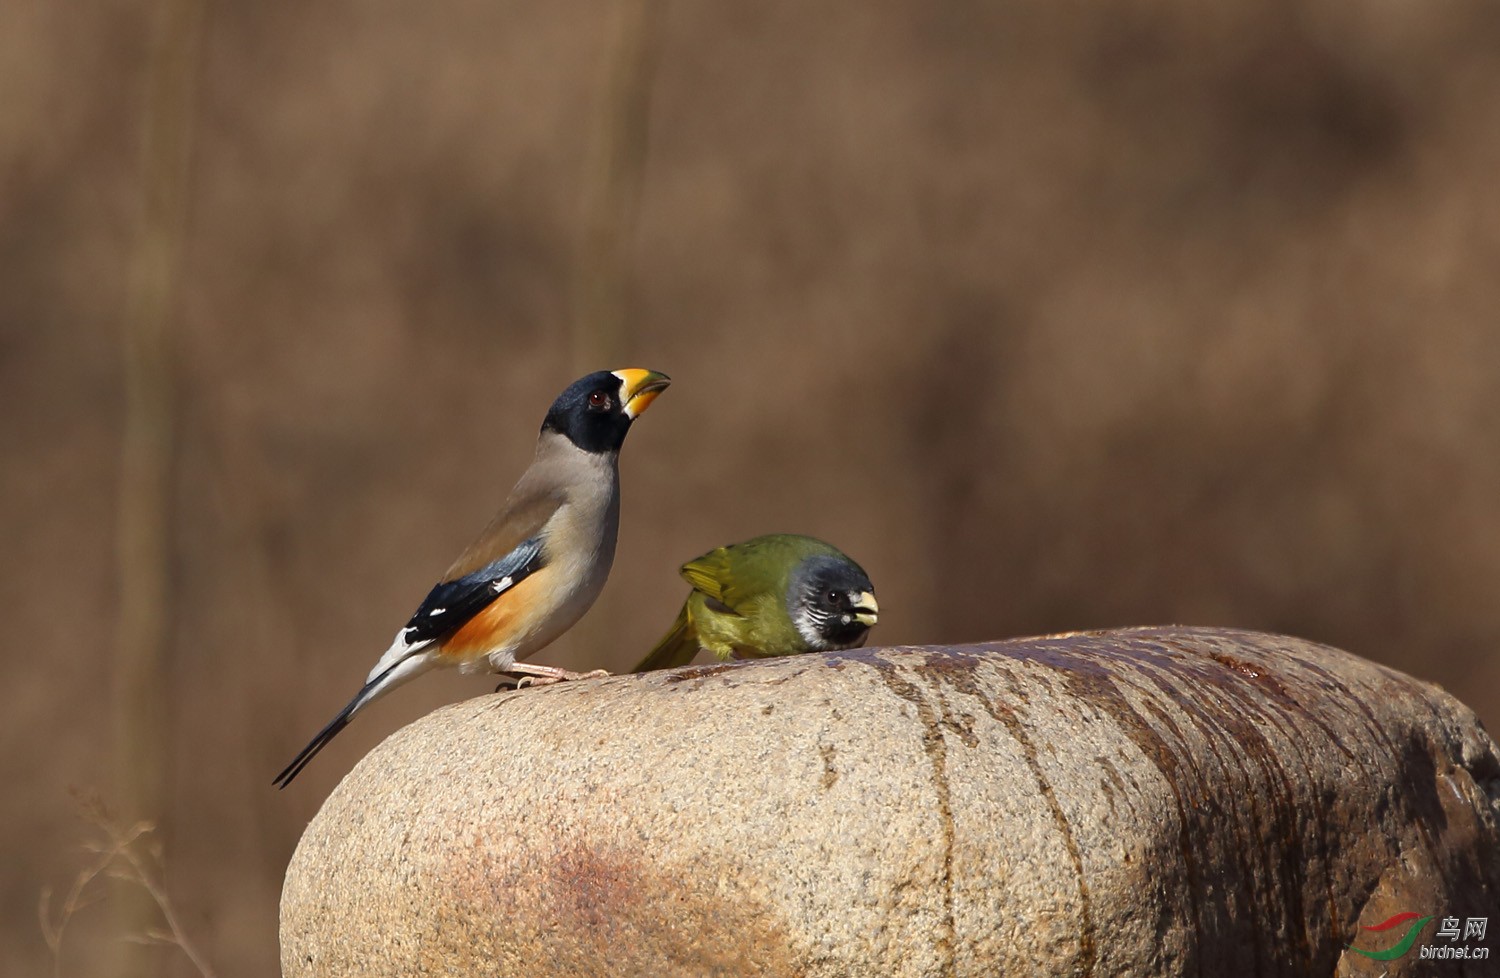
[280, 627, 1500, 977]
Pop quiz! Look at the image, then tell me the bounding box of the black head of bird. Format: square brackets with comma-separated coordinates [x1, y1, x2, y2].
[788, 554, 879, 651]
[542, 368, 671, 455]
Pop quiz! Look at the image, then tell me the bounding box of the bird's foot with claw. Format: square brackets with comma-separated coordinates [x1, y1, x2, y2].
[498, 664, 611, 689]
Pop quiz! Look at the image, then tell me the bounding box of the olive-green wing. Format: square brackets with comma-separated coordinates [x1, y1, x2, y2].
[679, 535, 835, 615]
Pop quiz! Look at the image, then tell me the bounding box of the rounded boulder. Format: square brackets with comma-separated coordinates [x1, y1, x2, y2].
[280, 627, 1500, 977]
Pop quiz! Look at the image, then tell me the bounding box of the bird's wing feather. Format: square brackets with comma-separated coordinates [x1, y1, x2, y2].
[401, 536, 546, 645]
[680, 537, 813, 616]
[387, 486, 564, 647]
[678, 548, 736, 607]
[443, 488, 565, 580]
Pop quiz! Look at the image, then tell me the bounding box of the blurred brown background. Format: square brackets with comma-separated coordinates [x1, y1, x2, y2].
[6, 0, 1500, 975]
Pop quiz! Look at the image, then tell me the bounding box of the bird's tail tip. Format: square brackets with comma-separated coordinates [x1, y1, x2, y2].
[271, 707, 354, 788]
[630, 604, 698, 673]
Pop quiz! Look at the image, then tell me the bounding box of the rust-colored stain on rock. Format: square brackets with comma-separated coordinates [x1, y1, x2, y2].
[431, 832, 795, 978]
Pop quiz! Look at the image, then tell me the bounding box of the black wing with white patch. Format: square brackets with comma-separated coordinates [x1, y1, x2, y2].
[400, 537, 545, 645]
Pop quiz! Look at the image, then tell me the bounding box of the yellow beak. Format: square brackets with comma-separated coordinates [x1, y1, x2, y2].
[851, 591, 879, 627]
[614, 368, 671, 419]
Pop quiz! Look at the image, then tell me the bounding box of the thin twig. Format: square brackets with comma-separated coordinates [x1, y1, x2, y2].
[41, 801, 217, 978]
[107, 827, 218, 978]
[40, 814, 152, 978]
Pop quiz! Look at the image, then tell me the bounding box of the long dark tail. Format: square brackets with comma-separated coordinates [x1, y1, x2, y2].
[273, 665, 392, 788]
[630, 602, 700, 673]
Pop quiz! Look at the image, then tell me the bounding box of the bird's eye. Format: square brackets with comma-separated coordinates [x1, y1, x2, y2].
[587, 390, 611, 411]
[827, 590, 841, 605]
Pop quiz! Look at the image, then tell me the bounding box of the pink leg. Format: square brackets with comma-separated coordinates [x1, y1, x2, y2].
[499, 662, 611, 689]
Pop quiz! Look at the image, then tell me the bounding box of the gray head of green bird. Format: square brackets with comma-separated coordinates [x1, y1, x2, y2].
[787, 554, 879, 651]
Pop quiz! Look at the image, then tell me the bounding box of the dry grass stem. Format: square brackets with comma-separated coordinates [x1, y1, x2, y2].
[41, 799, 217, 978]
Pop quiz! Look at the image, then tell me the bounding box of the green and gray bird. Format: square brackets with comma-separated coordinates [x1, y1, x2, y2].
[632, 534, 879, 672]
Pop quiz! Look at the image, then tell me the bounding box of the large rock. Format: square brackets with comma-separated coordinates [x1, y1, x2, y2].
[279, 627, 1500, 977]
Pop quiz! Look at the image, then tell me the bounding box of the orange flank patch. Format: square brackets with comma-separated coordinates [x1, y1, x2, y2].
[436, 573, 543, 663]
